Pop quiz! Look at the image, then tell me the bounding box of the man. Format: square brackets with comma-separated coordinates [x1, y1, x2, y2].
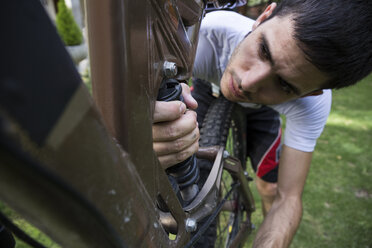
[153, 0, 372, 247]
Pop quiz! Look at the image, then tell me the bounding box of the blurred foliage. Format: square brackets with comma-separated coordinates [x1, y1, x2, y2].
[55, 0, 83, 46]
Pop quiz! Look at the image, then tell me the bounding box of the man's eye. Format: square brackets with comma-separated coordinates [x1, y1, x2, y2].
[260, 42, 270, 60]
[279, 78, 293, 94]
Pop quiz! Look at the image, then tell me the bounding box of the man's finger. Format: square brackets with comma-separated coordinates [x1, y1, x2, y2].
[181, 83, 198, 110]
[153, 100, 186, 123]
[157, 139, 199, 169]
[153, 127, 200, 156]
[152, 110, 197, 142]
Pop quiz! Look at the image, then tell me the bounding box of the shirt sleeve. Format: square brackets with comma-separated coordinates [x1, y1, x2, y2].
[270, 90, 332, 152]
[193, 11, 255, 85]
[193, 25, 222, 84]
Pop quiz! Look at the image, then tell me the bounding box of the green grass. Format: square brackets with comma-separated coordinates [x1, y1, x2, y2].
[244, 74, 372, 247]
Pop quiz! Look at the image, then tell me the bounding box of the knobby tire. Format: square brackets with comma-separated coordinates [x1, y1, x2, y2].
[195, 96, 247, 248]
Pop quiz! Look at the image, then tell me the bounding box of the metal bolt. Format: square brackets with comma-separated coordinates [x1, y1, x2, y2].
[223, 150, 230, 158]
[163, 61, 178, 78]
[185, 218, 197, 232]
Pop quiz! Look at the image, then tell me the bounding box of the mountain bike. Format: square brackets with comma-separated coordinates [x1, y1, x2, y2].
[0, 0, 255, 247]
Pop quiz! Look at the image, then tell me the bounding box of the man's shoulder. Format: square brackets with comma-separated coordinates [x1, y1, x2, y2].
[202, 10, 255, 33]
[276, 90, 332, 152]
[204, 10, 253, 21]
[195, 11, 255, 84]
[270, 90, 332, 117]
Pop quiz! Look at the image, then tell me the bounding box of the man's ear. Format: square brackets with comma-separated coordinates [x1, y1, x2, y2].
[301, 90, 324, 97]
[252, 3, 277, 30]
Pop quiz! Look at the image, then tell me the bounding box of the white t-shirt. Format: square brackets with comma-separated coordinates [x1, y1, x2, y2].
[193, 10, 332, 152]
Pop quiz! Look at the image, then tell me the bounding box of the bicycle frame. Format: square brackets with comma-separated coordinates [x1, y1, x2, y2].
[0, 0, 254, 247]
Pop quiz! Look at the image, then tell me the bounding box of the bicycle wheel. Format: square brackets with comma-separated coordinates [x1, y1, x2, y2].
[196, 95, 248, 247]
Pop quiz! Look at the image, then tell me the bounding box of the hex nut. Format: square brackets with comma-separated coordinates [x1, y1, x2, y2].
[163, 61, 178, 77]
[185, 218, 197, 232]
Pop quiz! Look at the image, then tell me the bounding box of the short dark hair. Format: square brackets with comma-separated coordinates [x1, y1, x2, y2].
[269, 0, 372, 89]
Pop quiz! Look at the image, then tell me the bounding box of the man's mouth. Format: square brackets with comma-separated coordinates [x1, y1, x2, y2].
[228, 75, 245, 100]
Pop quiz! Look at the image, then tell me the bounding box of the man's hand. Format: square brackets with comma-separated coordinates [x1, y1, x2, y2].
[153, 83, 199, 169]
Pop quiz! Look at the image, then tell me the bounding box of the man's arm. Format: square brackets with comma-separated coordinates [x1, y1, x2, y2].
[152, 83, 199, 169]
[253, 145, 312, 248]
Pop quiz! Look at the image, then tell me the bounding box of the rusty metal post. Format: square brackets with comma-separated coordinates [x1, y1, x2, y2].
[86, 0, 205, 246]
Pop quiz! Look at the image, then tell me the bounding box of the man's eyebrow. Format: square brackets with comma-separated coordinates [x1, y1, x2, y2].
[261, 34, 302, 96]
[261, 34, 275, 66]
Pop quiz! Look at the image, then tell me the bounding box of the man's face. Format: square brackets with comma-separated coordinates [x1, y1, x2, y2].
[220, 15, 329, 105]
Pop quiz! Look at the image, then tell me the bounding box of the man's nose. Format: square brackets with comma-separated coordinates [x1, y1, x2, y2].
[240, 63, 271, 93]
